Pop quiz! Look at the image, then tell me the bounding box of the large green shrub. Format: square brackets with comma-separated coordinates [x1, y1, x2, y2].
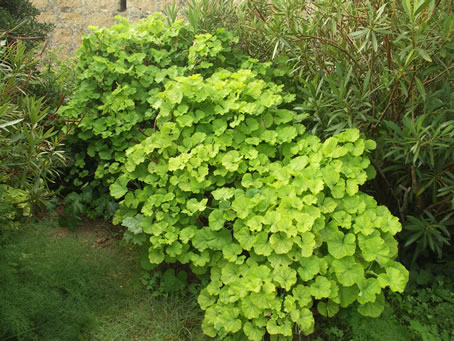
[60, 14, 277, 221]
[110, 68, 408, 339]
[170, 0, 454, 263]
[59, 15, 193, 219]
[64, 14, 408, 339]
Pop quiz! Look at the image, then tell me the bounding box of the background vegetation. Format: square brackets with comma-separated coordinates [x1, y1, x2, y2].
[0, 0, 453, 340]
[0, 0, 52, 47]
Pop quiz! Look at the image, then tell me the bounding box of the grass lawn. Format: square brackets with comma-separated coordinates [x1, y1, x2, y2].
[0, 219, 207, 341]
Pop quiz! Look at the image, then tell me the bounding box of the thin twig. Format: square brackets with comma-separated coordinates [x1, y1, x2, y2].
[371, 81, 400, 130]
[137, 127, 150, 137]
[294, 34, 359, 67]
[424, 64, 454, 86]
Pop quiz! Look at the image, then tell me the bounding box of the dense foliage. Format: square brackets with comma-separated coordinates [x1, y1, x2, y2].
[62, 15, 409, 339]
[0, 0, 452, 339]
[168, 0, 454, 264]
[0, 37, 65, 229]
[59, 14, 274, 222]
[113, 71, 408, 339]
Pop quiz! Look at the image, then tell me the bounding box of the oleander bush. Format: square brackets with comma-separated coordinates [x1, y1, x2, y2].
[0, 36, 65, 229]
[0, 0, 68, 231]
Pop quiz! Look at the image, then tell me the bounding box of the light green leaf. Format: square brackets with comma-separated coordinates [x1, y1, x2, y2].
[121, 215, 143, 234]
[351, 139, 365, 156]
[246, 215, 264, 232]
[284, 295, 297, 313]
[141, 216, 154, 234]
[212, 187, 235, 201]
[273, 266, 297, 291]
[332, 211, 352, 229]
[148, 247, 165, 264]
[292, 285, 313, 307]
[384, 215, 402, 235]
[294, 308, 314, 334]
[310, 276, 331, 299]
[386, 262, 409, 292]
[332, 256, 364, 286]
[198, 288, 215, 310]
[185, 198, 208, 215]
[221, 263, 239, 284]
[338, 285, 359, 307]
[276, 126, 298, 143]
[289, 155, 309, 171]
[330, 180, 346, 199]
[110, 175, 129, 198]
[176, 114, 194, 127]
[222, 150, 242, 171]
[338, 129, 360, 143]
[243, 321, 265, 341]
[358, 231, 390, 262]
[179, 225, 197, 243]
[209, 209, 225, 231]
[298, 257, 321, 281]
[353, 210, 377, 236]
[270, 232, 293, 254]
[250, 291, 277, 310]
[221, 307, 242, 333]
[300, 232, 315, 257]
[150, 221, 168, 236]
[327, 231, 356, 259]
[322, 137, 338, 157]
[234, 224, 255, 250]
[241, 296, 262, 319]
[274, 109, 294, 124]
[201, 308, 218, 337]
[190, 251, 210, 267]
[165, 82, 183, 104]
[357, 292, 385, 317]
[232, 195, 250, 219]
[357, 278, 381, 304]
[320, 197, 337, 213]
[212, 118, 227, 135]
[253, 232, 273, 256]
[365, 139, 376, 151]
[266, 318, 293, 337]
[322, 166, 340, 186]
[346, 179, 359, 196]
[222, 243, 243, 262]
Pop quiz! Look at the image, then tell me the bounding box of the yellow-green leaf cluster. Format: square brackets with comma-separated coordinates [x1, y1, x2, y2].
[111, 67, 408, 339]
